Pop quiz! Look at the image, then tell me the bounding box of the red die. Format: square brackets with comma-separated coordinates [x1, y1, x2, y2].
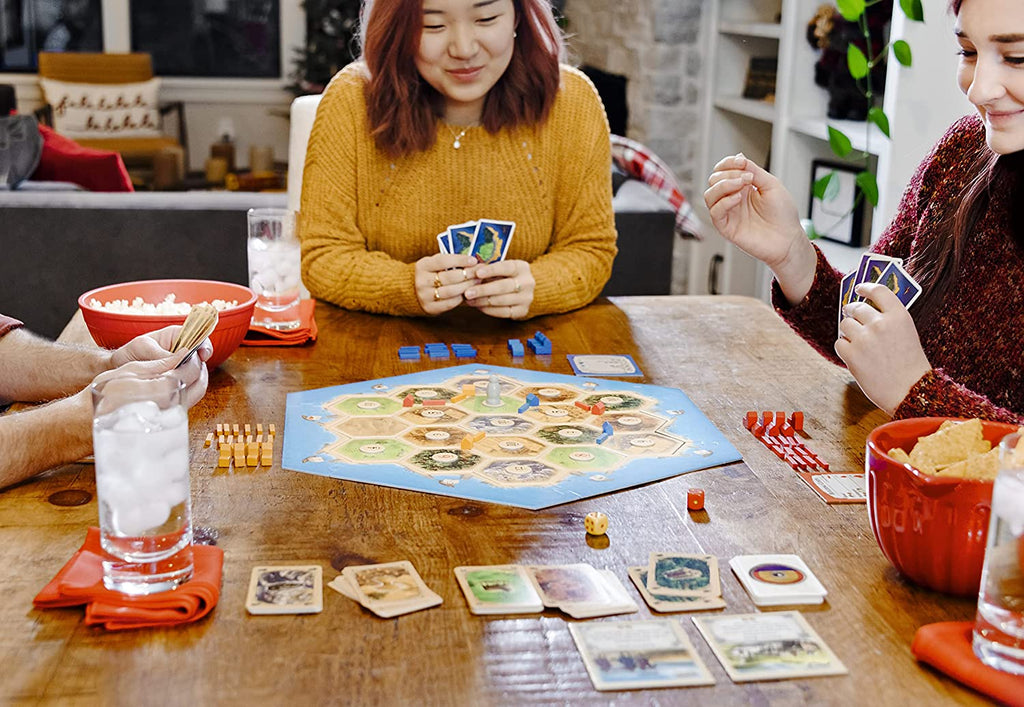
[687, 488, 705, 511]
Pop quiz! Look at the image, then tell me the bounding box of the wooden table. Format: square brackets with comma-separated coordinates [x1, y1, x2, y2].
[0, 296, 983, 705]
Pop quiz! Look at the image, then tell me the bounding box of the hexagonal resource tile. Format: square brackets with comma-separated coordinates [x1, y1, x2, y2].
[523, 404, 591, 424]
[472, 435, 548, 458]
[399, 406, 471, 426]
[325, 396, 403, 417]
[474, 459, 568, 486]
[446, 375, 521, 397]
[402, 427, 472, 448]
[407, 449, 483, 474]
[465, 415, 536, 436]
[456, 395, 522, 415]
[544, 446, 626, 472]
[517, 385, 581, 404]
[394, 386, 459, 405]
[328, 437, 414, 463]
[324, 415, 410, 438]
[535, 424, 602, 446]
[604, 411, 670, 434]
[598, 432, 688, 456]
[581, 393, 652, 412]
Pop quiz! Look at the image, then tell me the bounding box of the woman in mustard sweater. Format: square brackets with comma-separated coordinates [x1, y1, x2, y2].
[299, 0, 617, 319]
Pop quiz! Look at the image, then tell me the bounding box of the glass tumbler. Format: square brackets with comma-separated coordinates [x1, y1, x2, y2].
[247, 207, 302, 330]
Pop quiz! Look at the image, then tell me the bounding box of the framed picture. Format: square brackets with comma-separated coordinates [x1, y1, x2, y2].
[808, 160, 866, 246]
[742, 56, 777, 101]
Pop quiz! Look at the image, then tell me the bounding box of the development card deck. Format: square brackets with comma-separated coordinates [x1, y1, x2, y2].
[526, 564, 637, 618]
[796, 471, 867, 504]
[729, 554, 827, 606]
[569, 619, 716, 690]
[246, 564, 323, 615]
[627, 566, 726, 613]
[647, 554, 720, 597]
[693, 611, 848, 682]
[337, 560, 442, 618]
[453, 565, 544, 615]
[566, 354, 644, 378]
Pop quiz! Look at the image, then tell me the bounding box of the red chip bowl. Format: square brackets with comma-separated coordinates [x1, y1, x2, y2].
[78, 279, 256, 369]
[865, 417, 1018, 596]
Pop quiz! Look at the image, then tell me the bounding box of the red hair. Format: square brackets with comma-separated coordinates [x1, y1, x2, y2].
[360, 0, 564, 157]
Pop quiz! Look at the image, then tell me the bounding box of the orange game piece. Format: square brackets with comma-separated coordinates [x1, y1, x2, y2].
[423, 399, 446, 406]
[574, 401, 591, 412]
[461, 437, 474, 451]
[790, 411, 805, 433]
[591, 402, 606, 416]
[403, 394, 415, 407]
[687, 488, 705, 511]
[744, 411, 758, 430]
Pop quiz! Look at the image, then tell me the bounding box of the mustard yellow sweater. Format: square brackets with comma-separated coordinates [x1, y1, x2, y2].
[299, 63, 618, 317]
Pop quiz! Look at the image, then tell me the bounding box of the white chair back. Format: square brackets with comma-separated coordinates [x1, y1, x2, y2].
[287, 94, 324, 212]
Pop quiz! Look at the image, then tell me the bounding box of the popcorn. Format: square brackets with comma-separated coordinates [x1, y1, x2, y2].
[88, 294, 238, 315]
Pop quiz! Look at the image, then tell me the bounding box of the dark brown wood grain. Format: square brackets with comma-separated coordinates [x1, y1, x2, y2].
[0, 296, 985, 705]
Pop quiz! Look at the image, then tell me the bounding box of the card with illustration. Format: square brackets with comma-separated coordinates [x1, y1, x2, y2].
[628, 566, 726, 613]
[527, 563, 613, 607]
[796, 471, 867, 504]
[838, 270, 856, 338]
[853, 253, 902, 300]
[567, 354, 644, 378]
[569, 619, 716, 690]
[246, 564, 323, 615]
[447, 221, 477, 256]
[437, 232, 451, 254]
[342, 560, 432, 606]
[876, 261, 922, 309]
[470, 219, 515, 263]
[728, 554, 827, 606]
[647, 554, 720, 597]
[693, 612, 848, 682]
[454, 565, 543, 614]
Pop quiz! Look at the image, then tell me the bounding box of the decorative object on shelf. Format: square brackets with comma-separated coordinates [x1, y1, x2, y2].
[808, 160, 866, 247]
[742, 57, 777, 102]
[808, 0, 924, 239]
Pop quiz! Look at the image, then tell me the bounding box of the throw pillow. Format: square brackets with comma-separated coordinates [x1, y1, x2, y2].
[39, 78, 162, 139]
[33, 125, 134, 192]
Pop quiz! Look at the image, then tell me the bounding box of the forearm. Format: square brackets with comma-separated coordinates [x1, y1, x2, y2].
[529, 243, 616, 316]
[0, 329, 112, 403]
[0, 391, 93, 489]
[771, 245, 846, 365]
[893, 369, 1024, 423]
[302, 243, 425, 316]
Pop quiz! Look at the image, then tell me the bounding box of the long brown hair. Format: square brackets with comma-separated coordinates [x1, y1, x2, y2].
[359, 0, 564, 158]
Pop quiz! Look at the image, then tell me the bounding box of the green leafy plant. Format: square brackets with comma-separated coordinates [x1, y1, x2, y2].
[811, 0, 925, 237]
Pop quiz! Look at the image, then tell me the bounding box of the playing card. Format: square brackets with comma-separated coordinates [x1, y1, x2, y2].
[560, 569, 638, 619]
[569, 619, 716, 690]
[796, 471, 867, 504]
[245, 564, 323, 615]
[447, 221, 477, 256]
[876, 260, 922, 309]
[469, 219, 515, 263]
[327, 573, 359, 601]
[728, 554, 827, 606]
[838, 270, 856, 338]
[693, 612, 848, 682]
[646, 553, 720, 597]
[453, 565, 543, 615]
[853, 253, 902, 300]
[436, 232, 451, 254]
[527, 563, 614, 608]
[342, 560, 442, 618]
[566, 354, 644, 378]
[628, 566, 726, 613]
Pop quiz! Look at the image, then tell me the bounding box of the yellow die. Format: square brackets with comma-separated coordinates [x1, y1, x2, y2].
[584, 511, 608, 535]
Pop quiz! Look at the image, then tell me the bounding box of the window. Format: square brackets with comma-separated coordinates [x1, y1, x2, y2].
[0, 0, 103, 72]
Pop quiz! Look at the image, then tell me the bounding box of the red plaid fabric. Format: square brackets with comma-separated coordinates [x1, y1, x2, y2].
[610, 135, 702, 240]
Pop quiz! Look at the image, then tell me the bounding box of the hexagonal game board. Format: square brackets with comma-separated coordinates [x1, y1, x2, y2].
[282, 365, 741, 509]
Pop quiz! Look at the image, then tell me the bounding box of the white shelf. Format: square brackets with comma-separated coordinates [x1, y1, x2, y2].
[714, 95, 776, 124]
[815, 238, 868, 275]
[718, 21, 782, 39]
[788, 115, 890, 157]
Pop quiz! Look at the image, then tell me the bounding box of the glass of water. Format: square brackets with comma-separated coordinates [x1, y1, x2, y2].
[92, 374, 193, 595]
[973, 431, 1024, 674]
[247, 207, 302, 330]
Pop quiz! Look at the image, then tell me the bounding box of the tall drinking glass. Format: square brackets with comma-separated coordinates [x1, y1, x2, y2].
[973, 431, 1024, 674]
[92, 374, 193, 595]
[247, 207, 302, 330]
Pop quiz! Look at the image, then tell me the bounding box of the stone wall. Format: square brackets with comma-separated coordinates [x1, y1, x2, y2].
[563, 0, 706, 293]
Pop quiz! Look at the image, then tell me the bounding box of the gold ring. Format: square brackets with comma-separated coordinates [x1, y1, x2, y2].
[433, 287, 440, 301]
[508, 305, 513, 318]
[487, 296, 493, 306]
[433, 273, 442, 288]
[513, 279, 520, 293]
[461, 268, 468, 281]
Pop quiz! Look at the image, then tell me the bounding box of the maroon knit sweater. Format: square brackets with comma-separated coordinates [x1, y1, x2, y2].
[773, 115, 1024, 422]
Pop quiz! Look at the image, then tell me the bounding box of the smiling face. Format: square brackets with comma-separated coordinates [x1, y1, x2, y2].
[955, 0, 1024, 154]
[415, 0, 517, 125]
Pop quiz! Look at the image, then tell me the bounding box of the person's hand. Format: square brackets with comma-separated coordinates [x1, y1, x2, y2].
[465, 259, 535, 319]
[415, 254, 479, 315]
[835, 282, 932, 416]
[705, 153, 817, 303]
[110, 325, 213, 368]
[93, 350, 210, 411]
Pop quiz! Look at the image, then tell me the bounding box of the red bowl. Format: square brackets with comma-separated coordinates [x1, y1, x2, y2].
[865, 417, 1018, 596]
[78, 279, 256, 369]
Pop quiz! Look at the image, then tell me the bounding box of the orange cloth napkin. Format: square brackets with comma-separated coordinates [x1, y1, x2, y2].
[242, 298, 318, 346]
[912, 621, 1024, 706]
[34, 527, 223, 631]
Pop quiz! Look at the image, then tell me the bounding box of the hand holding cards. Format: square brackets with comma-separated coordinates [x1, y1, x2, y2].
[839, 252, 921, 336]
[437, 218, 515, 263]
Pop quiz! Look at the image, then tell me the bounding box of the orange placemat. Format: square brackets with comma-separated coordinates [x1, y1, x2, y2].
[243, 298, 318, 346]
[912, 621, 1024, 706]
[34, 527, 223, 630]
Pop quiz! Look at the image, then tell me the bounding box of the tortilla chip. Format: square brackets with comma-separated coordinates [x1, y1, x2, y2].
[908, 418, 990, 472]
[888, 447, 912, 464]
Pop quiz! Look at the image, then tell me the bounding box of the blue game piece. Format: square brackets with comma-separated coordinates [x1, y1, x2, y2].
[508, 339, 525, 357]
[596, 433, 609, 445]
[602, 421, 613, 436]
[452, 345, 477, 359]
[398, 345, 421, 360]
[527, 331, 552, 355]
[426, 344, 450, 359]
[526, 393, 539, 407]
[517, 401, 531, 414]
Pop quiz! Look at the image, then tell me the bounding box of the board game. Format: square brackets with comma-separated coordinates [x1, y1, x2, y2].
[282, 364, 741, 509]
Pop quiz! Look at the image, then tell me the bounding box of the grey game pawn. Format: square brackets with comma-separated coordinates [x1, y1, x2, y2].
[482, 375, 503, 407]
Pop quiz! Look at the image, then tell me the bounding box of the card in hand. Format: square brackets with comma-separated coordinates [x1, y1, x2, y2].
[470, 219, 515, 263]
[876, 260, 922, 309]
[454, 565, 543, 615]
[838, 270, 857, 338]
[437, 232, 451, 254]
[246, 564, 323, 615]
[646, 553, 720, 597]
[693, 611, 848, 682]
[853, 253, 902, 300]
[569, 619, 716, 690]
[628, 566, 726, 613]
[447, 221, 477, 256]
[728, 554, 827, 606]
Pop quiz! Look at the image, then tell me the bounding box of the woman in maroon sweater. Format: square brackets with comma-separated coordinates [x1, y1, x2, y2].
[704, 0, 1024, 422]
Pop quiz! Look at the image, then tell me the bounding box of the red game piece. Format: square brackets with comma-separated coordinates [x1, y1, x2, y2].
[574, 401, 591, 412]
[687, 488, 705, 511]
[591, 402, 606, 416]
[402, 394, 414, 407]
[790, 411, 805, 433]
[744, 411, 758, 430]
[423, 399, 446, 406]
[762, 411, 774, 427]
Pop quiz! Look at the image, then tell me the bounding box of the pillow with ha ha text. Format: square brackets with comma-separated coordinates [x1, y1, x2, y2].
[40, 78, 162, 139]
